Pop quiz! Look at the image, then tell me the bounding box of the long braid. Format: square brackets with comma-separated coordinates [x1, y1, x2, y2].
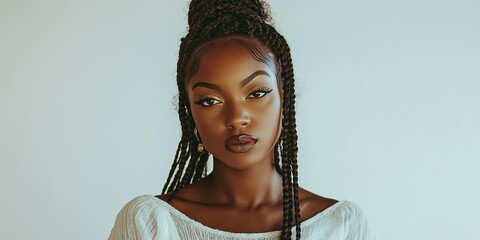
[161, 140, 182, 194]
[193, 152, 209, 181]
[256, 21, 301, 238]
[167, 117, 204, 201]
[163, 64, 194, 194]
[274, 142, 283, 174]
[272, 27, 301, 239]
[162, 1, 301, 239]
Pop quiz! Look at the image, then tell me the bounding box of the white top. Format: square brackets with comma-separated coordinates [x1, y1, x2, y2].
[108, 195, 378, 240]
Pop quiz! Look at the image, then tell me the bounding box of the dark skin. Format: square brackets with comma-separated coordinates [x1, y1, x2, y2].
[157, 40, 338, 233]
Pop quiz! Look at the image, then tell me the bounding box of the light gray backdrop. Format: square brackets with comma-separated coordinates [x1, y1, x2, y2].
[1, 0, 479, 239]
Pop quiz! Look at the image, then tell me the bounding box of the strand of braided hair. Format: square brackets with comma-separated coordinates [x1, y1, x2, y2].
[162, 1, 301, 239]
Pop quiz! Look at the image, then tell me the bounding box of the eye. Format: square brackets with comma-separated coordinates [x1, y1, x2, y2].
[247, 87, 273, 99]
[194, 97, 222, 107]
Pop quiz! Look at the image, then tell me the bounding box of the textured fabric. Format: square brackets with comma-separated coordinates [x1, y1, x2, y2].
[108, 195, 378, 240]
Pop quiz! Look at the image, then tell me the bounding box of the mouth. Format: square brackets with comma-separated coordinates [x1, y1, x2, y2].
[225, 134, 258, 153]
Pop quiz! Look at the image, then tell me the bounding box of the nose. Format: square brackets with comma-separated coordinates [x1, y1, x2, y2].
[225, 104, 251, 130]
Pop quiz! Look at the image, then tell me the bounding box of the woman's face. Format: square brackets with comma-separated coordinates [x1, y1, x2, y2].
[187, 41, 283, 170]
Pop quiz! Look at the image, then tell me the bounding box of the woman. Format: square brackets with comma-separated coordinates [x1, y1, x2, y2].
[109, 0, 377, 239]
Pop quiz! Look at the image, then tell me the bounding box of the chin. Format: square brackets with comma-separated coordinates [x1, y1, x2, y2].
[213, 149, 268, 170]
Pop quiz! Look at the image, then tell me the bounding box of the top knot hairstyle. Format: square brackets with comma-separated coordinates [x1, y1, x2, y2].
[162, 0, 301, 239]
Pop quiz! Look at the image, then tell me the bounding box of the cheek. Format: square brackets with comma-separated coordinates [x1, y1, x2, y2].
[257, 98, 280, 118]
[253, 96, 282, 135]
[191, 106, 223, 129]
[190, 105, 225, 147]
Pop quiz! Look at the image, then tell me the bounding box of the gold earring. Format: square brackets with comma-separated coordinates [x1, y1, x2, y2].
[193, 127, 204, 152]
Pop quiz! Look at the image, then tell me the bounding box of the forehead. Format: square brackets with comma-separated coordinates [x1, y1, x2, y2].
[197, 43, 265, 75]
[185, 36, 278, 87]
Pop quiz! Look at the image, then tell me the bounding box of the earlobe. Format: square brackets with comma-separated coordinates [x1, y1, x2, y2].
[193, 126, 204, 152]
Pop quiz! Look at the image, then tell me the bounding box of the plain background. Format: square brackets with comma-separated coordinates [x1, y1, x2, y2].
[1, 0, 479, 239]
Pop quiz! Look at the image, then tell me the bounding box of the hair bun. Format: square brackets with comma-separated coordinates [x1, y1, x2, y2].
[187, 0, 272, 30]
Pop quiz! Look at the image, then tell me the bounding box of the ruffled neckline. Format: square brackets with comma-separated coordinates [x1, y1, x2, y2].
[146, 194, 346, 237]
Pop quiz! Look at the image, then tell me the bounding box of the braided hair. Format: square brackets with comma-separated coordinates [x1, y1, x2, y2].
[161, 1, 301, 239]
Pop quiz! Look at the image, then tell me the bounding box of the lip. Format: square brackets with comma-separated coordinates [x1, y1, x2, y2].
[225, 134, 258, 153]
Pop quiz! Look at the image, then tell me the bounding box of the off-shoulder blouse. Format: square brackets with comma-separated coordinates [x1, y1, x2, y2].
[108, 195, 378, 240]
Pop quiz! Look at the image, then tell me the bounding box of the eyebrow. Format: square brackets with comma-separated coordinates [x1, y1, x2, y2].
[191, 70, 270, 91]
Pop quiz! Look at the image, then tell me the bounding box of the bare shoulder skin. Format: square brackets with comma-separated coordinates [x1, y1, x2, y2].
[156, 179, 338, 233]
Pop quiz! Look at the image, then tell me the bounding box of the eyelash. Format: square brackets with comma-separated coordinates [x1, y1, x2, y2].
[194, 87, 273, 107]
[247, 87, 273, 99]
[194, 96, 221, 107]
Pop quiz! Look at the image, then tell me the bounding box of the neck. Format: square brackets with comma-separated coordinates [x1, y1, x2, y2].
[206, 155, 283, 210]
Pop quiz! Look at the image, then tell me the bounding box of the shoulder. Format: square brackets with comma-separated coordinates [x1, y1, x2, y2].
[334, 200, 379, 240]
[108, 195, 180, 240]
[297, 187, 378, 239]
[333, 200, 371, 224]
[339, 200, 367, 216]
[297, 187, 339, 221]
[115, 195, 167, 220]
[299, 197, 378, 239]
[297, 187, 367, 222]
[123, 194, 163, 210]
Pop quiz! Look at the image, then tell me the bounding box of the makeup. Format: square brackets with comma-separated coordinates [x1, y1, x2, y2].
[225, 134, 258, 153]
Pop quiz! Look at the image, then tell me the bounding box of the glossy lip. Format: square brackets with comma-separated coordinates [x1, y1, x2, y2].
[225, 134, 258, 153]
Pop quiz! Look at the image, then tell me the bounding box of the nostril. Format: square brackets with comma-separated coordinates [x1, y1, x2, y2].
[226, 121, 249, 130]
[226, 115, 251, 130]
